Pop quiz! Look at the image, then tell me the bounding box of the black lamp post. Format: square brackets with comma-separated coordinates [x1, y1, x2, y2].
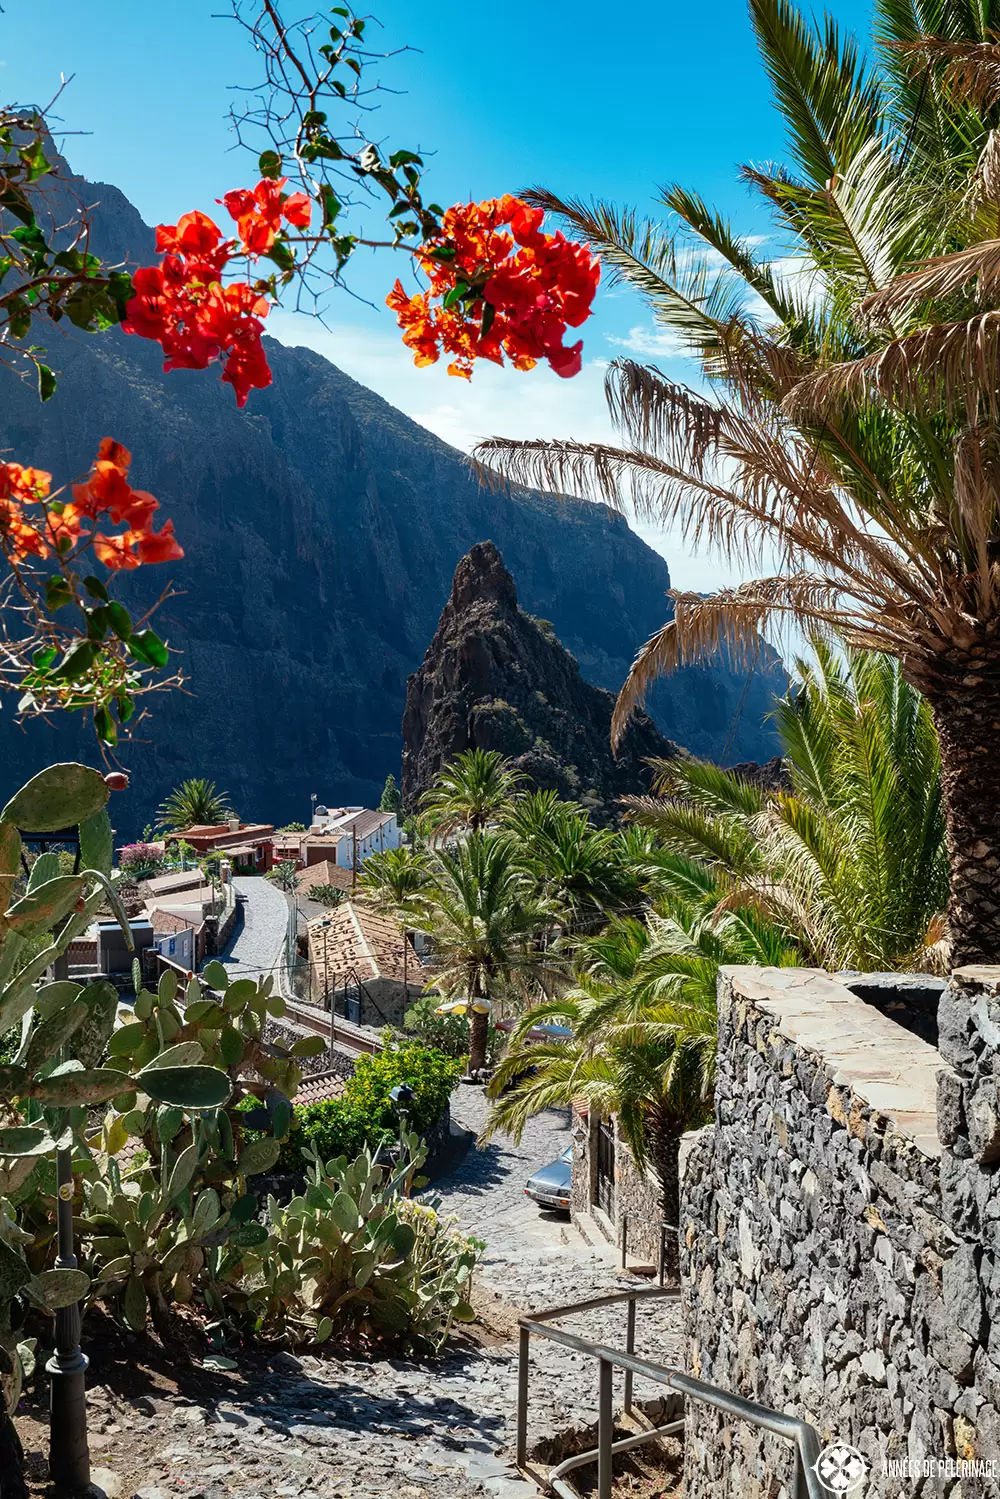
[389, 1082, 415, 1157]
[17, 825, 99, 1496]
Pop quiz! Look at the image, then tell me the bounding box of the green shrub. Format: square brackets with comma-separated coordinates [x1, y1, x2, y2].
[279, 1037, 461, 1169]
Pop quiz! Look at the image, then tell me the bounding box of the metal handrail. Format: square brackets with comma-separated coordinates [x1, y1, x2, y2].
[516, 1285, 825, 1499]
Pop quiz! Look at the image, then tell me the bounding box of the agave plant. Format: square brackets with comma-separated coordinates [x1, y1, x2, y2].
[474, 0, 1000, 964]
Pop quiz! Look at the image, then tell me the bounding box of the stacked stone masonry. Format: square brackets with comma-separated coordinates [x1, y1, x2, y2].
[682, 964, 1000, 1499]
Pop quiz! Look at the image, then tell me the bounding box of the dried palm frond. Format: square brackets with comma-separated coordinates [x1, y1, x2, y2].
[862, 239, 1000, 321]
[610, 576, 863, 747]
[893, 37, 1000, 106]
[786, 308, 1000, 423]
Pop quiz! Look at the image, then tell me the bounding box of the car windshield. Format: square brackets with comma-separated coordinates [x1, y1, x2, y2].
[560, 1145, 572, 1163]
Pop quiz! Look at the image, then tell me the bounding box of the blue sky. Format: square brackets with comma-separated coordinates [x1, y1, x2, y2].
[1, 0, 871, 590]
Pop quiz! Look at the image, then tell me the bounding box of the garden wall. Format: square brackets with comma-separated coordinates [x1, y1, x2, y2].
[682, 965, 1000, 1498]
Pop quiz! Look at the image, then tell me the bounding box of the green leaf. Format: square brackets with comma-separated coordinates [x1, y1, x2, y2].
[24, 1267, 90, 1311]
[1, 763, 109, 832]
[37, 363, 56, 402]
[127, 629, 169, 669]
[165, 1143, 200, 1203]
[218, 1027, 242, 1067]
[107, 1021, 146, 1057]
[202, 960, 229, 991]
[329, 1190, 362, 1235]
[79, 809, 114, 879]
[29, 1067, 130, 1107]
[228, 1220, 268, 1248]
[258, 150, 282, 179]
[201, 1354, 237, 1371]
[5, 874, 86, 937]
[136, 1065, 232, 1110]
[18, 1001, 89, 1074]
[51, 639, 98, 681]
[289, 1036, 326, 1059]
[82, 576, 110, 603]
[140, 1041, 205, 1071]
[94, 705, 118, 747]
[123, 1273, 147, 1332]
[237, 1137, 281, 1177]
[106, 601, 132, 640]
[44, 575, 73, 612]
[0, 1127, 57, 1157]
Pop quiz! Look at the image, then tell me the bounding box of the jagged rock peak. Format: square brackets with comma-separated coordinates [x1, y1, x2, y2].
[450, 540, 519, 612]
[402, 543, 680, 825]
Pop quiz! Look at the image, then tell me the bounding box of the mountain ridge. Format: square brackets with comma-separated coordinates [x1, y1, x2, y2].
[0, 163, 785, 832]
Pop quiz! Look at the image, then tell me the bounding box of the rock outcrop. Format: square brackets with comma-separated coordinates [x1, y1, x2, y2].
[402, 543, 679, 821]
[0, 164, 784, 833]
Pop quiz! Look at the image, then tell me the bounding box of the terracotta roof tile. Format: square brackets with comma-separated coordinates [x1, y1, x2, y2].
[307, 900, 415, 985]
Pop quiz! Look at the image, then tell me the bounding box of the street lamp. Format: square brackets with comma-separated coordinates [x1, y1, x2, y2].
[16, 824, 99, 1498]
[389, 1082, 415, 1157]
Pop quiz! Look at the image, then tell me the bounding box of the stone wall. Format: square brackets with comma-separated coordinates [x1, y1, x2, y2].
[682, 965, 1000, 1498]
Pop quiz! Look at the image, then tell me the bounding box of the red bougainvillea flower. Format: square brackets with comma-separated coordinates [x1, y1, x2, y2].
[124, 204, 274, 407]
[221, 177, 312, 256]
[388, 194, 599, 380]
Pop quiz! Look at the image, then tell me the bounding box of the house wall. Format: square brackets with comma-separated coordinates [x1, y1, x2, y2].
[570, 1105, 663, 1262]
[682, 965, 1000, 1498]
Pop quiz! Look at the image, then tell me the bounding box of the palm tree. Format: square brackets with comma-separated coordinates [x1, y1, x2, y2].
[474, 0, 1000, 963]
[358, 845, 432, 910]
[409, 831, 556, 1071]
[420, 749, 525, 836]
[486, 905, 794, 1274]
[156, 777, 232, 833]
[627, 642, 948, 971]
[502, 794, 643, 928]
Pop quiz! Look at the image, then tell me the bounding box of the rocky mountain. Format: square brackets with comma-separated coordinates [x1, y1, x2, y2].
[0, 165, 785, 834]
[402, 543, 680, 821]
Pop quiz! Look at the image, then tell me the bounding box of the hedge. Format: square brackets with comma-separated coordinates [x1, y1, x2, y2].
[268, 1037, 462, 1171]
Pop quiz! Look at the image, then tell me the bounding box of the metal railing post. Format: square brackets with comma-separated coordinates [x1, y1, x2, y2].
[516, 1325, 530, 1468]
[598, 1356, 614, 1499]
[658, 1222, 666, 1286]
[624, 1296, 636, 1415]
[620, 1212, 628, 1270]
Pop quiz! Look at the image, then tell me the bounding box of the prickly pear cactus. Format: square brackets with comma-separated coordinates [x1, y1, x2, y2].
[81, 962, 322, 1335]
[236, 1132, 482, 1350]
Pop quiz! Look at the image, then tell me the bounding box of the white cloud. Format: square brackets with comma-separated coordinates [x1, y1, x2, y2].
[606, 324, 687, 358]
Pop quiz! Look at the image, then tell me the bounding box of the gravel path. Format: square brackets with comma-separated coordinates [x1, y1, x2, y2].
[61, 1091, 681, 1499]
[214, 876, 289, 983]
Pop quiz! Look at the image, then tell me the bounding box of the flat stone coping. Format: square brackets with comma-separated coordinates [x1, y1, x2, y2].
[721, 965, 943, 1158]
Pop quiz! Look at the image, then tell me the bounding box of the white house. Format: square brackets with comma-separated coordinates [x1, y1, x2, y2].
[305, 806, 402, 870]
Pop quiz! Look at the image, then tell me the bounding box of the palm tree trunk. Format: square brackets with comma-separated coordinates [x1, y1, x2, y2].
[925, 681, 1000, 964]
[647, 1109, 682, 1283]
[469, 1009, 488, 1075]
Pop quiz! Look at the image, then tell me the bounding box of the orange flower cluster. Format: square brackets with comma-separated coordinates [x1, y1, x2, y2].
[0, 439, 182, 572]
[124, 181, 310, 408]
[387, 195, 600, 380]
[222, 177, 311, 255]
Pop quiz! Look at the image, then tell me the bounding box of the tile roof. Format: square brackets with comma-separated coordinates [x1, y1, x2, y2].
[296, 861, 353, 895]
[143, 870, 205, 896]
[308, 900, 415, 986]
[334, 810, 396, 843]
[295, 1070, 348, 1105]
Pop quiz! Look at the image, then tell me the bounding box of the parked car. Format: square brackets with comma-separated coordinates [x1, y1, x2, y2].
[524, 1144, 572, 1212]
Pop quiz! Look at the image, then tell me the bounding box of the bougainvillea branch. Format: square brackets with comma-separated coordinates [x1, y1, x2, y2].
[0, 442, 184, 744]
[0, 3, 600, 745]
